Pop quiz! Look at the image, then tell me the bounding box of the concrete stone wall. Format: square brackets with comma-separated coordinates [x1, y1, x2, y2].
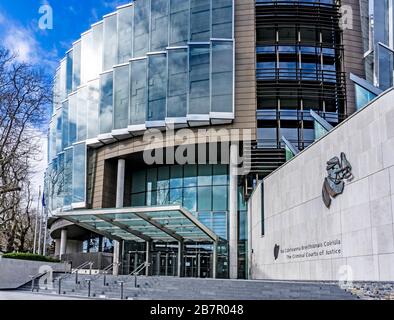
[0, 257, 68, 289]
[249, 88, 394, 281]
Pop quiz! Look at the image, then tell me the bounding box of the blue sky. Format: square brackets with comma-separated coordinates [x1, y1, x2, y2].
[0, 0, 131, 193]
[0, 0, 131, 75]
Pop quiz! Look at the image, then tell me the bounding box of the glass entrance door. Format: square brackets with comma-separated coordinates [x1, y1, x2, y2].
[184, 253, 212, 278]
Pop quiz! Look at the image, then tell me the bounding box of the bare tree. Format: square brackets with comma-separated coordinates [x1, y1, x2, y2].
[0, 47, 51, 252]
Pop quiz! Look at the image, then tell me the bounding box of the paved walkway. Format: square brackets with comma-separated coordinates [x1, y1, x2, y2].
[0, 290, 86, 300]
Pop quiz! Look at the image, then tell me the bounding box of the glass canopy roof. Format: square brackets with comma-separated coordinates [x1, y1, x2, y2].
[56, 205, 219, 243]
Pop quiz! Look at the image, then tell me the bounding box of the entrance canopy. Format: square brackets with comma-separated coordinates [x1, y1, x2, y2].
[56, 205, 219, 243]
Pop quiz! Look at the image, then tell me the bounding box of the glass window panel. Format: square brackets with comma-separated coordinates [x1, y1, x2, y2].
[56, 108, 62, 154]
[50, 120, 56, 160]
[147, 168, 158, 191]
[130, 59, 147, 125]
[113, 65, 129, 129]
[61, 100, 69, 149]
[198, 164, 212, 186]
[57, 152, 64, 209]
[374, 0, 389, 45]
[169, 0, 189, 46]
[190, 0, 210, 41]
[189, 44, 210, 115]
[170, 188, 182, 204]
[132, 170, 146, 193]
[81, 31, 96, 83]
[257, 27, 275, 43]
[64, 147, 73, 206]
[184, 165, 197, 187]
[377, 44, 393, 90]
[87, 80, 100, 139]
[170, 165, 183, 188]
[183, 187, 197, 212]
[278, 27, 296, 43]
[213, 212, 227, 239]
[68, 93, 77, 144]
[213, 165, 228, 185]
[59, 59, 67, 101]
[77, 86, 88, 142]
[72, 142, 86, 204]
[198, 186, 212, 211]
[167, 49, 188, 118]
[212, 0, 233, 39]
[99, 71, 113, 134]
[158, 166, 170, 188]
[211, 41, 233, 113]
[238, 186, 246, 211]
[355, 83, 377, 110]
[66, 50, 73, 94]
[198, 211, 212, 229]
[148, 54, 167, 121]
[133, 0, 150, 58]
[103, 14, 118, 71]
[151, 0, 169, 51]
[213, 186, 227, 210]
[132, 193, 145, 206]
[92, 22, 104, 75]
[72, 41, 81, 91]
[118, 5, 134, 64]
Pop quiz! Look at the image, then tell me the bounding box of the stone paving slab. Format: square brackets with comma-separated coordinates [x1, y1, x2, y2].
[0, 290, 86, 300]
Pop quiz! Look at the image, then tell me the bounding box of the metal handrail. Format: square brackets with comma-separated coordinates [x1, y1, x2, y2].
[129, 262, 151, 288]
[29, 271, 49, 292]
[89, 262, 120, 286]
[55, 261, 94, 294]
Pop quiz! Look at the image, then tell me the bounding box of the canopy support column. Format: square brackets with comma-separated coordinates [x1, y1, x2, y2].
[177, 241, 184, 277]
[213, 241, 218, 279]
[113, 159, 125, 276]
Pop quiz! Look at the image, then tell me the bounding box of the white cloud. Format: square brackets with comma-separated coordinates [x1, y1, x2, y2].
[0, 12, 58, 71]
[29, 130, 48, 200]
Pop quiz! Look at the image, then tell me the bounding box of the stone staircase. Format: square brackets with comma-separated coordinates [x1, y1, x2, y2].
[18, 273, 358, 300]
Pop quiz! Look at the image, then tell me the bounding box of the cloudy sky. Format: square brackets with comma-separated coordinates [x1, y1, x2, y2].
[0, 0, 131, 197]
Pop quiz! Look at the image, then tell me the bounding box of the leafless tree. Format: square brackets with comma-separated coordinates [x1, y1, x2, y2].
[0, 47, 51, 252]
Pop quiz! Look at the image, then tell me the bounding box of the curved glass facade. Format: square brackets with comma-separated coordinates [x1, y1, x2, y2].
[46, 0, 234, 212]
[255, 0, 345, 150]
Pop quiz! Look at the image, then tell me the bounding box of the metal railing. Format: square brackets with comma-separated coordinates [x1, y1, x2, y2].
[29, 271, 50, 292]
[55, 261, 93, 295]
[129, 262, 151, 288]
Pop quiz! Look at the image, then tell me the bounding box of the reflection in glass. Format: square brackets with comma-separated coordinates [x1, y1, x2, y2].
[77, 86, 88, 142]
[189, 45, 210, 115]
[72, 142, 86, 204]
[212, 0, 233, 39]
[211, 41, 233, 113]
[148, 54, 167, 122]
[151, 0, 169, 52]
[64, 147, 73, 207]
[118, 5, 134, 64]
[68, 93, 77, 144]
[87, 80, 100, 139]
[134, 0, 150, 58]
[169, 0, 189, 46]
[103, 14, 118, 71]
[113, 65, 130, 129]
[190, 0, 210, 41]
[167, 49, 187, 118]
[99, 71, 113, 134]
[72, 41, 81, 91]
[61, 100, 69, 149]
[130, 59, 147, 125]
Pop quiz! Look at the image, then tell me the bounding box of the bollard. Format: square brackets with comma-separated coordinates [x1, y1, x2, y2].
[87, 279, 91, 297]
[120, 281, 124, 300]
[58, 278, 62, 295]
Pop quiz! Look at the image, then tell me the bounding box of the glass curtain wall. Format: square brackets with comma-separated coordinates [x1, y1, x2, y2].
[46, 0, 235, 211]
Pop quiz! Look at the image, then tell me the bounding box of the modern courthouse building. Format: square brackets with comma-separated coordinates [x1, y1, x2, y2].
[46, 0, 394, 282]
